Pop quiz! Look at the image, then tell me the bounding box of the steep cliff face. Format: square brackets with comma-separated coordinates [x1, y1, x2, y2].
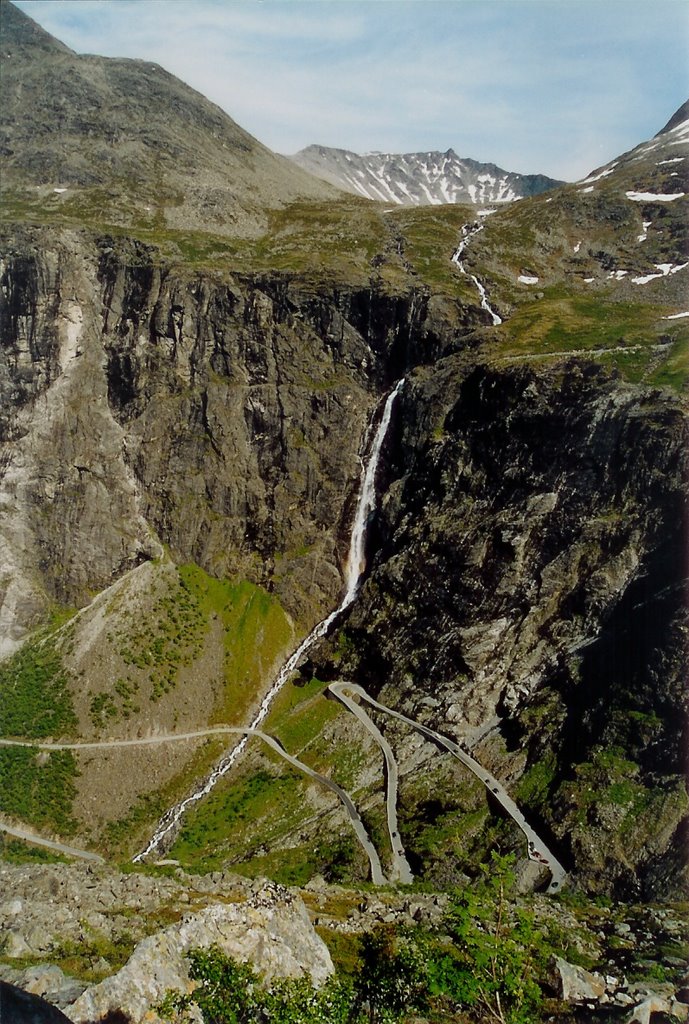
[0, 227, 464, 654]
[1, 220, 686, 894]
[309, 357, 687, 897]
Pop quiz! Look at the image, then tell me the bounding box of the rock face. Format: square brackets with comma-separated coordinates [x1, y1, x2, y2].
[291, 145, 562, 206]
[67, 887, 333, 1024]
[1, 226, 448, 651]
[310, 358, 687, 897]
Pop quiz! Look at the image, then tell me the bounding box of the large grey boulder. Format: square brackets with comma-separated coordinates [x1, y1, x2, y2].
[65, 884, 333, 1024]
[552, 956, 606, 1003]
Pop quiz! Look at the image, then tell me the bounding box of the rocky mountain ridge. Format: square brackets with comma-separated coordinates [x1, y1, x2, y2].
[290, 144, 562, 206]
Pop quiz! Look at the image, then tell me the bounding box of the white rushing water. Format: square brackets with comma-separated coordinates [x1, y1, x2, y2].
[134, 378, 405, 861]
[451, 223, 502, 325]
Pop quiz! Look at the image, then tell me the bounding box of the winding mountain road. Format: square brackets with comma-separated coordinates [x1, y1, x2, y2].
[0, 728, 385, 884]
[328, 685, 413, 884]
[2, 680, 566, 891]
[329, 682, 567, 893]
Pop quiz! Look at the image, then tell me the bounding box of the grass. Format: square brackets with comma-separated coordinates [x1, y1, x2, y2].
[102, 733, 229, 857]
[169, 761, 315, 875]
[487, 283, 689, 388]
[515, 752, 558, 807]
[107, 568, 208, 706]
[497, 288, 661, 353]
[385, 203, 478, 296]
[262, 676, 342, 754]
[177, 565, 295, 726]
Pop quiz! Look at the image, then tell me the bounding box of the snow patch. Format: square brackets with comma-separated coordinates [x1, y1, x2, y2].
[626, 191, 685, 202]
[573, 242, 581, 253]
[658, 157, 685, 165]
[668, 117, 689, 136]
[53, 188, 67, 194]
[518, 275, 539, 285]
[579, 162, 617, 185]
[583, 278, 595, 283]
[631, 262, 689, 285]
[637, 220, 652, 243]
[662, 311, 689, 319]
[607, 270, 628, 280]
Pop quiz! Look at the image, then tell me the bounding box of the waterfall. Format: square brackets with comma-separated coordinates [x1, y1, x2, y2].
[134, 379, 405, 861]
[451, 223, 502, 325]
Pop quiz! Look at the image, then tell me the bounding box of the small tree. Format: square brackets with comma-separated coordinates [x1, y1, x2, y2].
[158, 945, 354, 1024]
[354, 926, 428, 1023]
[158, 946, 261, 1024]
[432, 853, 544, 1024]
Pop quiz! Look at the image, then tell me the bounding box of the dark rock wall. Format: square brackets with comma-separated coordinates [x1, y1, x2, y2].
[311, 358, 687, 896]
[0, 228, 457, 640]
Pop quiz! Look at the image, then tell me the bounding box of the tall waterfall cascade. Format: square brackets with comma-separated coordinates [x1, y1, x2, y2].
[135, 379, 406, 861]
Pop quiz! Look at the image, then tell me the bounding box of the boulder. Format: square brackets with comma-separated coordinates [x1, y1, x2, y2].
[65, 885, 333, 1024]
[552, 956, 606, 1003]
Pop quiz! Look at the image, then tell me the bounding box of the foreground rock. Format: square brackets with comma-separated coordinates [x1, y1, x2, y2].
[65, 884, 333, 1024]
[0, 981, 72, 1024]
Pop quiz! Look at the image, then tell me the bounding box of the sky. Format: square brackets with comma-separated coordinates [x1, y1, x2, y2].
[13, 0, 689, 182]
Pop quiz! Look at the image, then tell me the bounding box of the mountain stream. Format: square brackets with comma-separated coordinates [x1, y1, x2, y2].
[452, 223, 503, 325]
[134, 379, 406, 861]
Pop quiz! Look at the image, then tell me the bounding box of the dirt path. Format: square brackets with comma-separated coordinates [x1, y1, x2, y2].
[0, 819, 104, 863]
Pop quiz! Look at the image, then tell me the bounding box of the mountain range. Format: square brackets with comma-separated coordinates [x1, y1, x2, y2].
[290, 144, 563, 205]
[0, 2, 687, 1022]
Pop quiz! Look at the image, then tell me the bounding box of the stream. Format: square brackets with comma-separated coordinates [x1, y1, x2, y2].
[452, 222, 503, 325]
[134, 379, 406, 861]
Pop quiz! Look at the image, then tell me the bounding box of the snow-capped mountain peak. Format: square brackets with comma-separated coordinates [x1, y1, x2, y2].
[290, 145, 562, 206]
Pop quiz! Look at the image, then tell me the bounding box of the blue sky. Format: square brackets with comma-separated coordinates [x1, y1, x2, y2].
[14, 0, 689, 181]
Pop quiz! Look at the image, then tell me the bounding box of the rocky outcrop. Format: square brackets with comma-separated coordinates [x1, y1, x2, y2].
[0, 863, 332, 1024]
[66, 886, 333, 1024]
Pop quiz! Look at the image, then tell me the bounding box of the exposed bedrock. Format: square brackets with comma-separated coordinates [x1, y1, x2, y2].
[310, 359, 687, 897]
[0, 227, 468, 650]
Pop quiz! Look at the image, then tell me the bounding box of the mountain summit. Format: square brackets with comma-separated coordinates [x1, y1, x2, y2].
[290, 144, 562, 206]
[0, 0, 338, 236]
